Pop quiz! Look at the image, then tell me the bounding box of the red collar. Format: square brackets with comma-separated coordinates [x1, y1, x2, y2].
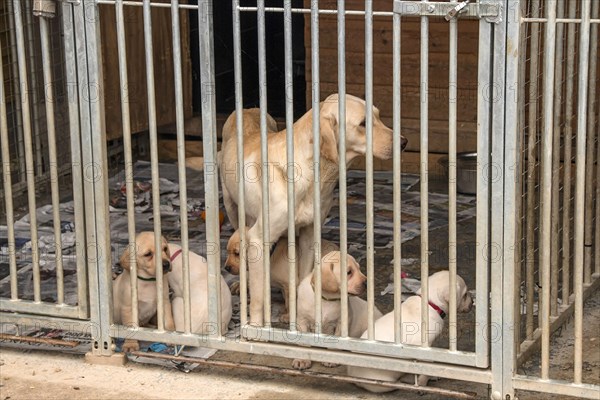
[418, 295, 446, 319]
[170, 249, 182, 263]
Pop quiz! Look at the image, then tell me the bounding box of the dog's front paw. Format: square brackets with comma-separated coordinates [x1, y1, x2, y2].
[292, 359, 312, 370]
[322, 362, 339, 368]
[122, 339, 140, 353]
[229, 281, 240, 295]
[278, 313, 290, 323]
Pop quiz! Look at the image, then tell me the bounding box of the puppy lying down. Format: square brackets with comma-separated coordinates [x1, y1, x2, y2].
[347, 270, 473, 392]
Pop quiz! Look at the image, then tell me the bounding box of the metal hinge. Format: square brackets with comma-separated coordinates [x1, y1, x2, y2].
[394, 1, 502, 24]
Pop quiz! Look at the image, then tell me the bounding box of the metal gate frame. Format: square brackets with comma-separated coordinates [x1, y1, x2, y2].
[76, 0, 503, 392]
[0, 0, 90, 324]
[2, 1, 599, 399]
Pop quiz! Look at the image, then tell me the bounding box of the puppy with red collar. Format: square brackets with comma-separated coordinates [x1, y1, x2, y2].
[347, 270, 473, 392]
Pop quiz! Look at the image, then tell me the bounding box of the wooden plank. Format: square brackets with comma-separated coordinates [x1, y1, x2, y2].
[305, 17, 479, 56]
[306, 49, 479, 90]
[350, 151, 448, 178]
[315, 82, 479, 123]
[99, 4, 193, 141]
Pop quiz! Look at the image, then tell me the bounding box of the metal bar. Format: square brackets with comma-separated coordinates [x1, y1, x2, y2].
[310, 0, 322, 335]
[6, 1, 27, 183]
[115, 323, 480, 367]
[0, 39, 19, 300]
[583, 0, 599, 285]
[448, 0, 458, 352]
[39, 17, 65, 305]
[549, 0, 565, 318]
[171, 0, 190, 334]
[78, 0, 114, 355]
[392, 2, 402, 345]
[593, 0, 600, 279]
[231, 0, 247, 328]
[562, 0, 578, 306]
[12, 0, 41, 304]
[0, 299, 81, 318]
[597, 96, 600, 277]
[337, 0, 348, 339]
[198, 0, 223, 337]
[525, 0, 540, 340]
[488, 0, 509, 395]
[574, 0, 592, 385]
[115, 0, 139, 327]
[61, 1, 89, 319]
[283, 0, 296, 330]
[23, 0, 44, 177]
[474, 0, 492, 368]
[419, 0, 430, 347]
[514, 0, 528, 352]
[6, 0, 26, 183]
[0, 312, 105, 334]
[0, 41, 18, 301]
[240, 6, 394, 17]
[365, 0, 375, 341]
[144, 0, 167, 332]
[129, 351, 479, 399]
[513, 376, 600, 400]
[540, 0, 558, 380]
[257, 0, 271, 327]
[523, 17, 600, 24]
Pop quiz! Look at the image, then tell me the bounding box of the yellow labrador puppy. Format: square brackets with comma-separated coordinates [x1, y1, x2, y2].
[347, 270, 474, 392]
[292, 250, 371, 370]
[225, 228, 339, 323]
[220, 94, 406, 326]
[167, 244, 232, 335]
[112, 232, 175, 352]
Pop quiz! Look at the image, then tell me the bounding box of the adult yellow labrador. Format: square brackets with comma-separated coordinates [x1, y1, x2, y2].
[219, 93, 407, 326]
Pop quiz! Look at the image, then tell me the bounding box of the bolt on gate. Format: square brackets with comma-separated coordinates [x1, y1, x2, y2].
[0, 1, 599, 399]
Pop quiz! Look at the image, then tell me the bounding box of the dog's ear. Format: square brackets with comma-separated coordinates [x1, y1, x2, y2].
[320, 114, 339, 164]
[119, 244, 134, 271]
[321, 262, 341, 294]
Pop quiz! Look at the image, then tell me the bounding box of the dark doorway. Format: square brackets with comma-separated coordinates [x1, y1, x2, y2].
[189, 1, 306, 120]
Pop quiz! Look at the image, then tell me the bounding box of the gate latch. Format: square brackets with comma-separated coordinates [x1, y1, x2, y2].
[394, 1, 502, 24]
[445, 0, 470, 21]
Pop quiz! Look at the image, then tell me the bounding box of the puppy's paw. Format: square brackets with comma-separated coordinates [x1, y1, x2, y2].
[322, 362, 339, 368]
[122, 339, 140, 353]
[278, 313, 290, 323]
[229, 281, 240, 295]
[292, 359, 312, 370]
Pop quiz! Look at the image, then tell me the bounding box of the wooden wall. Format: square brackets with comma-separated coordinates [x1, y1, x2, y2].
[98, 4, 193, 141]
[304, 0, 480, 171]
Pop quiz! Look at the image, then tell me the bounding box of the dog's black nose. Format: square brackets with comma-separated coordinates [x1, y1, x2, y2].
[401, 136, 408, 150]
[163, 260, 171, 272]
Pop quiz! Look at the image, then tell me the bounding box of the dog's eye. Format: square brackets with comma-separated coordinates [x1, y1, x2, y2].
[347, 269, 352, 276]
[359, 119, 366, 128]
[144, 251, 152, 257]
[234, 250, 240, 256]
